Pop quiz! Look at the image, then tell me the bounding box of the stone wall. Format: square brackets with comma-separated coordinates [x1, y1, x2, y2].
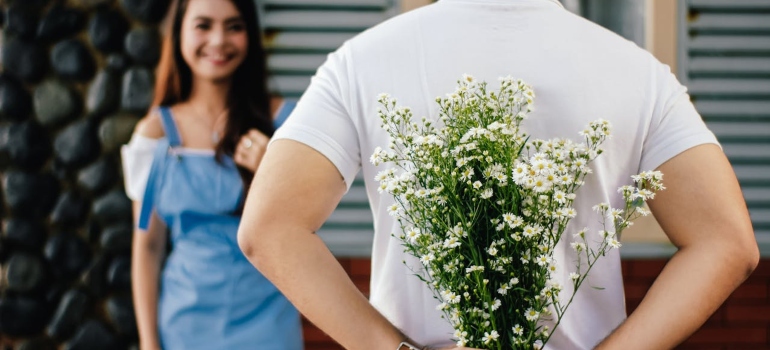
[0, 0, 170, 348]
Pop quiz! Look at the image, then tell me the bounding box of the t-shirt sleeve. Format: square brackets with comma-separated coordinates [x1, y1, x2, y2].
[269, 44, 361, 189]
[639, 62, 720, 172]
[120, 134, 159, 201]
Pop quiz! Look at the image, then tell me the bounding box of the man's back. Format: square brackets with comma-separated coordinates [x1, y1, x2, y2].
[274, 0, 718, 347]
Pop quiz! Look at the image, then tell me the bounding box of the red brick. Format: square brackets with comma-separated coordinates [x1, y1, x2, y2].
[302, 327, 325, 341]
[621, 260, 632, 275]
[301, 317, 315, 327]
[624, 280, 652, 300]
[628, 259, 669, 278]
[729, 283, 768, 300]
[676, 345, 724, 350]
[725, 305, 770, 323]
[686, 327, 767, 344]
[302, 316, 336, 344]
[303, 323, 334, 342]
[305, 345, 344, 350]
[625, 298, 641, 315]
[336, 258, 351, 272]
[304, 261, 770, 350]
[744, 270, 770, 284]
[725, 297, 769, 307]
[352, 277, 370, 296]
[751, 260, 770, 277]
[726, 346, 770, 350]
[700, 307, 726, 326]
[349, 258, 371, 278]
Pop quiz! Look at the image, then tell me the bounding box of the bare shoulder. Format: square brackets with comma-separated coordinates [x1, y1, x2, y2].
[270, 96, 284, 118]
[134, 110, 165, 139]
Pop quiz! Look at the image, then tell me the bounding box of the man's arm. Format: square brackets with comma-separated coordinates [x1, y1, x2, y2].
[596, 144, 759, 349]
[236, 140, 421, 349]
[238, 140, 481, 350]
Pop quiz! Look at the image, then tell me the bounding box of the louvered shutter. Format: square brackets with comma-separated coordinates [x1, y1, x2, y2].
[258, 0, 397, 97]
[678, 0, 770, 247]
[258, 0, 398, 256]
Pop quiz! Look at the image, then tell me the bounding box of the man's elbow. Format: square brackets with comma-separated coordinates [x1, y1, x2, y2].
[237, 221, 270, 267]
[742, 235, 760, 277]
[727, 224, 760, 278]
[687, 221, 759, 279]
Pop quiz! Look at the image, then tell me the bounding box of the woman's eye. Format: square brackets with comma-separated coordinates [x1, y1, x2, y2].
[228, 24, 245, 32]
[195, 23, 210, 30]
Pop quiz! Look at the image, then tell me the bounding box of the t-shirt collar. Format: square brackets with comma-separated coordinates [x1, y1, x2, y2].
[440, 0, 565, 9]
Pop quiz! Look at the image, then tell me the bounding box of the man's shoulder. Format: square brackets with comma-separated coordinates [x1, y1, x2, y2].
[341, 4, 435, 53]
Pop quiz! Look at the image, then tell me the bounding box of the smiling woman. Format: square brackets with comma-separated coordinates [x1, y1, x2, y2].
[120, 0, 303, 349]
[180, 3, 248, 81]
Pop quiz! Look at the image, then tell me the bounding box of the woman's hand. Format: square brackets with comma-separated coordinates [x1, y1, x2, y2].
[234, 129, 270, 172]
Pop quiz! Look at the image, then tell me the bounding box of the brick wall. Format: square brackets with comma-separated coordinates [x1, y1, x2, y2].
[304, 258, 770, 349]
[624, 259, 770, 350]
[303, 258, 371, 350]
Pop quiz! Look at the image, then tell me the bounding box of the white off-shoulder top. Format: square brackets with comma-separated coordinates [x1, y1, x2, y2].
[121, 100, 297, 202]
[121, 134, 159, 201]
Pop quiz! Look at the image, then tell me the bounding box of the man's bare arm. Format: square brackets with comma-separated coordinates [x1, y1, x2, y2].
[596, 144, 759, 349]
[237, 140, 482, 350]
[236, 140, 413, 349]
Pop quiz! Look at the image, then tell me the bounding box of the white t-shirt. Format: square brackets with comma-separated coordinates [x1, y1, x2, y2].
[272, 0, 718, 348]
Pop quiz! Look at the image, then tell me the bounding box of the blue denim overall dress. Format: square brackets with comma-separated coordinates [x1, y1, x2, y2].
[137, 106, 302, 349]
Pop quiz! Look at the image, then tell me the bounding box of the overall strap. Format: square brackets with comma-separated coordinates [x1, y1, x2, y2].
[138, 138, 170, 230]
[158, 107, 183, 147]
[273, 99, 297, 129]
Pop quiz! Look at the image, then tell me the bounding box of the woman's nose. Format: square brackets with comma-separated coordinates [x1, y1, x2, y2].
[208, 26, 226, 46]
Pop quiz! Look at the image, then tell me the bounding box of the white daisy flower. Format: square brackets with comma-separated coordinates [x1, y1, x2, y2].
[482, 330, 499, 344]
[525, 308, 540, 321]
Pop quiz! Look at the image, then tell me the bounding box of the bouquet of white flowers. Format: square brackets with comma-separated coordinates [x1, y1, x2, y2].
[371, 75, 664, 349]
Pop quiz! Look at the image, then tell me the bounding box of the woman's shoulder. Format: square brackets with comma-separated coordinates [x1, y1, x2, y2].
[270, 97, 297, 128]
[270, 97, 285, 117]
[270, 96, 299, 116]
[134, 108, 166, 139]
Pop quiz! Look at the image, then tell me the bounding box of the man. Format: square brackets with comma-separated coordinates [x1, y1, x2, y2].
[237, 0, 759, 349]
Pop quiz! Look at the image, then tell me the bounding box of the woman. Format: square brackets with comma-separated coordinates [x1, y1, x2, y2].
[121, 0, 302, 348]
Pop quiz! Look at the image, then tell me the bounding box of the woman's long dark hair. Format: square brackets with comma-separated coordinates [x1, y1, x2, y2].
[153, 0, 273, 199]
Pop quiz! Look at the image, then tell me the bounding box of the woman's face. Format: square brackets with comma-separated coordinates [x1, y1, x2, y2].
[180, 0, 248, 82]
